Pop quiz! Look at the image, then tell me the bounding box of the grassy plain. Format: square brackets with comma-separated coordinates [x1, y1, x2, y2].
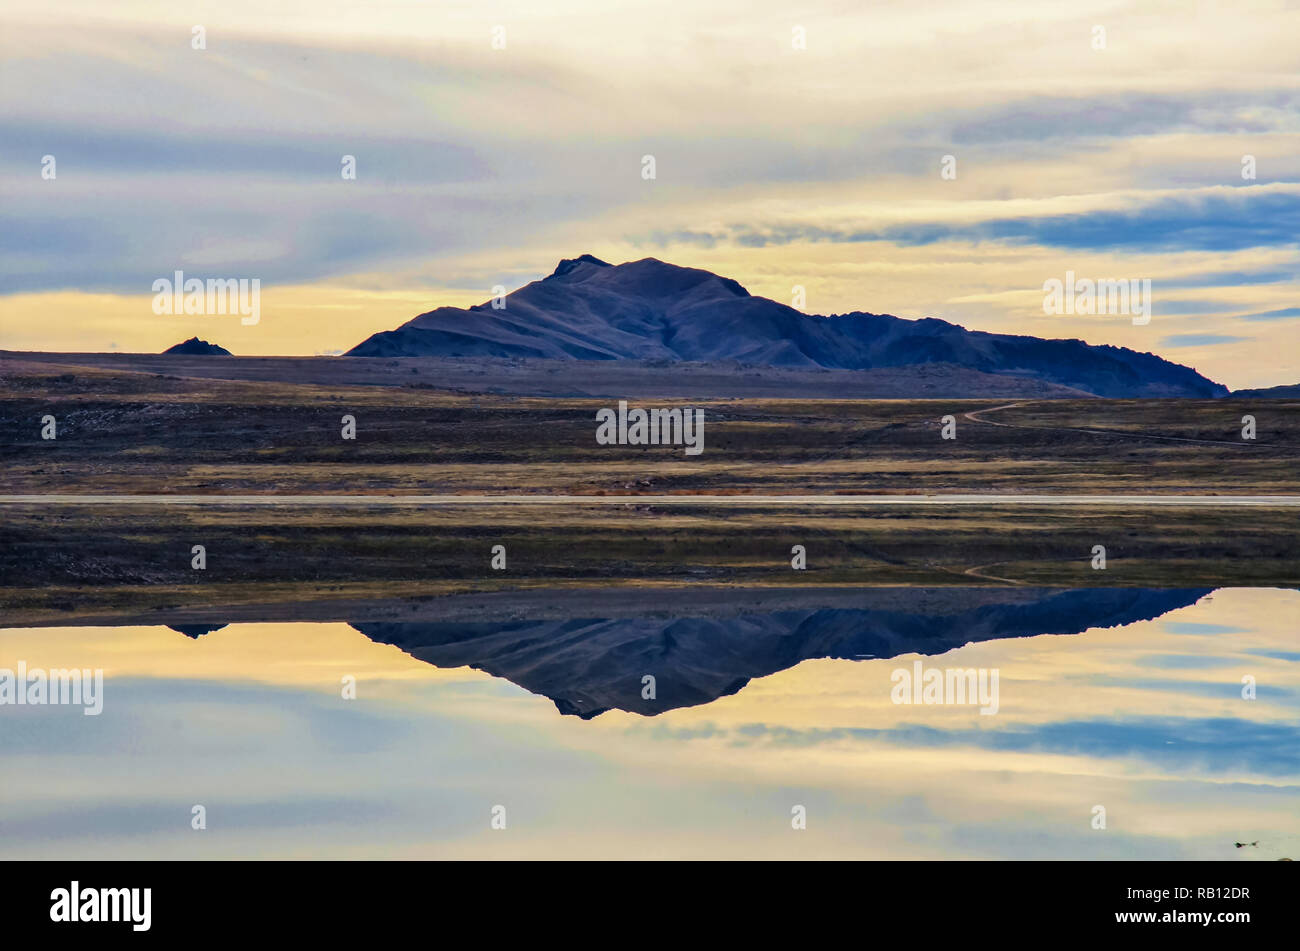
[1, 357, 1295, 624]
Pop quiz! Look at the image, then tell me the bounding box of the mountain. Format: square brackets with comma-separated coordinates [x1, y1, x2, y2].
[166, 624, 228, 639]
[1230, 383, 1300, 398]
[353, 587, 1212, 717]
[163, 337, 231, 355]
[346, 255, 1227, 397]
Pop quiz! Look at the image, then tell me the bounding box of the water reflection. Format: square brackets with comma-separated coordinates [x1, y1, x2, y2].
[1, 586, 1296, 860]
[166, 624, 228, 639]
[352, 587, 1213, 716]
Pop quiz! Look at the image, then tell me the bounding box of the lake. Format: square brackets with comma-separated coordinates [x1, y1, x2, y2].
[1, 586, 1295, 859]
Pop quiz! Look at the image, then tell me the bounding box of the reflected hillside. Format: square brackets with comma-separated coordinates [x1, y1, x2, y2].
[166, 624, 229, 639]
[351, 587, 1213, 718]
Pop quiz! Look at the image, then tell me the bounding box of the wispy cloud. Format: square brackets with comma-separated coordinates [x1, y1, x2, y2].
[1158, 333, 1251, 347]
[1237, 306, 1300, 321]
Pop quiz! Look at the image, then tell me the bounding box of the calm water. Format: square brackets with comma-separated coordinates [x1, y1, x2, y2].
[1, 587, 1296, 859]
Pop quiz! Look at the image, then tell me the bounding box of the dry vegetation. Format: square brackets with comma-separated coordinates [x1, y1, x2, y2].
[1, 358, 1297, 495]
[1, 357, 1295, 624]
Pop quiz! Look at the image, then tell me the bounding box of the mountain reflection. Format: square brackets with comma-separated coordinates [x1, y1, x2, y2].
[337, 587, 1213, 718]
[167, 624, 229, 639]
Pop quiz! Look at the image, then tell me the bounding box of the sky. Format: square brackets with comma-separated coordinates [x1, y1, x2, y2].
[1, 0, 1297, 388]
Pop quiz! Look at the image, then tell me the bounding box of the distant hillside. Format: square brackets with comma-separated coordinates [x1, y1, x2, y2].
[1231, 383, 1300, 398]
[163, 337, 230, 355]
[347, 255, 1228, 398]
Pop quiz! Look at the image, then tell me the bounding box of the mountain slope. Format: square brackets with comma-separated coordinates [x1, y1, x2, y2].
[347, 255, 1227, 397]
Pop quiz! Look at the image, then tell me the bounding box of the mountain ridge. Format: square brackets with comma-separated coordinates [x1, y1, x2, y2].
[1230, 383, 1300, 398]
[347, 255, 1227, 398]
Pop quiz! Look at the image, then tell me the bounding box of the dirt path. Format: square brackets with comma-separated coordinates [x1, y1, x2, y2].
[962, 401, 1255, 447]
[937, 563, 1027, 586]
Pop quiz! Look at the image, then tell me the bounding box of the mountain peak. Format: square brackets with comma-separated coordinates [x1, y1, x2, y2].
[163, 337, 231, 356]
[599, 256, 752, 300]
[546, 254, 612, 280]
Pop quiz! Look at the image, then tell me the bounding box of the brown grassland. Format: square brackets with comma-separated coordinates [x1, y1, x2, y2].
[1, 356, 1296, 624]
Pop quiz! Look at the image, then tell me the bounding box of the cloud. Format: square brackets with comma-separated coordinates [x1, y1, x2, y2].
[1162, 621, 1248, 635]
[671, 186, 1300, 255]
[0, 118, 489, 182]
[1237, 306, 1300, 321]
[948, 90, 1300, 145]
[1159, 269, 1297, 290]
[1158, 334, 1251, 347]
[1151, 299, 1242, 316]
[734, 717, 1300, 776]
